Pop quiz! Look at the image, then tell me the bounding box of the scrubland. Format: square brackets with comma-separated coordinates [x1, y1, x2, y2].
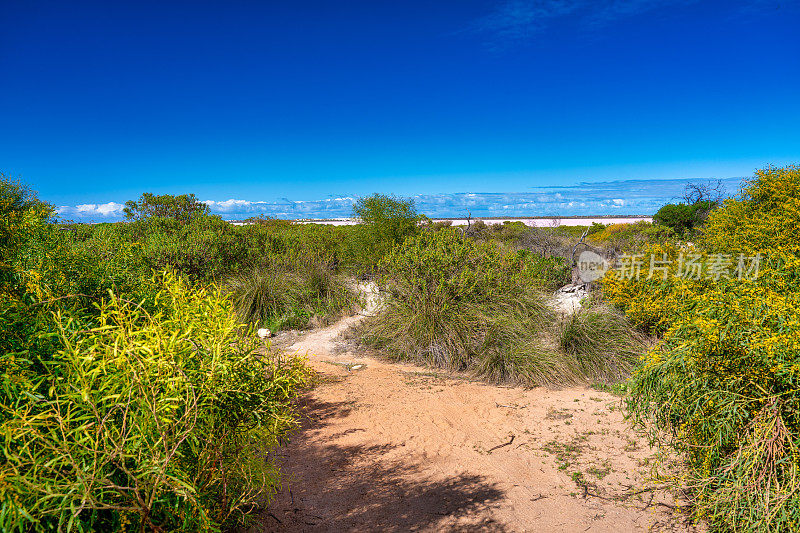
[1, 166, 798, 531]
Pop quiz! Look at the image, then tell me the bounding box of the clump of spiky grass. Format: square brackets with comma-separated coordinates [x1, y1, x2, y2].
[352, 229, 587, 386]
[558, 304, 647, 383]
[224, 259, 356, 331]
[356, 287, 575, 385]
[473, 339, 576, 387]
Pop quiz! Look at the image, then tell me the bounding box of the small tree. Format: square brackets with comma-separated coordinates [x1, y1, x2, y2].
[123, 193, 209, 223]
[349, 194, 421, 269]
[1, 174, 55, 279]
[653, 203, 697, 234]
[353, 194, 419, 242]
[681, 179, 725, 205]
[653, 180, 726, 235]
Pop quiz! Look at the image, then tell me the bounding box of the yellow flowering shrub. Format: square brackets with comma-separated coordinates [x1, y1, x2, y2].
[603, 166, 800, 531]
[587, 220, 673, 251]
[1, 175, 312, 532]
[702, 165, 800, 256]
[1, 272, 311, 531]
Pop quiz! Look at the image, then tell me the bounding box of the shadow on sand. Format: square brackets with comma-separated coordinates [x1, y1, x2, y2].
[250, 397, 507, 532]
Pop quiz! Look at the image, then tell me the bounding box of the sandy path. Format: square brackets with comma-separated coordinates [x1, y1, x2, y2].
[254, 312, 697, 533]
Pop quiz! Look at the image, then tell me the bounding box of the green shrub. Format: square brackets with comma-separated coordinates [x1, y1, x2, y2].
[1, 177, 312, 531]
[653, 200, 715, 235]
[67, 215, 350, 284]
[224, 258, 356, 331]
[1, 175, 55, 276]
[558, 305, 647, 383]
[355, 229, 578, 385]
[134, 215, 248, 281]
[587, 222, 606, 236]
[515, 249, 572, 290]
[123, 192, 209, 222]
[352, 193, 419, 243]
[605, 165, 800, 531]
[0, 177, 132, 383]
[346, 193, 421, 270]
[1, 272, 310, 532]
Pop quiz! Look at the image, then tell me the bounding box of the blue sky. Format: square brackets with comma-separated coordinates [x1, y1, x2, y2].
[1, 1, 798, 220]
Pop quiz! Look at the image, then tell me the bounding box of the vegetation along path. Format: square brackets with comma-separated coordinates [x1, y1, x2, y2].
[255, 301, 698, 532]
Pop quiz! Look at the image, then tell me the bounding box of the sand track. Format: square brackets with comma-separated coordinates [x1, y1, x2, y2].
[255, 310, 698, 532]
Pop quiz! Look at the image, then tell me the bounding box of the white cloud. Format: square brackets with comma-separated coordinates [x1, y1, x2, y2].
[203, 199, 268, 212]
[55, 177, 741, 222]
[59, 202, 125, 219]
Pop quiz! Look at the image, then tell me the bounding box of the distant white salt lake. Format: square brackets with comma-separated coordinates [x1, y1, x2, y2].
[231, 216, 653, 227]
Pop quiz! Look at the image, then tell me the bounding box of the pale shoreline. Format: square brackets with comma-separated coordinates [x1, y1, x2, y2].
[231, 216, 653, 227]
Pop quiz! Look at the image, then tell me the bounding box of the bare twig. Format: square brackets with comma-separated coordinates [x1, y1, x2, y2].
[487, 435, 515, 452]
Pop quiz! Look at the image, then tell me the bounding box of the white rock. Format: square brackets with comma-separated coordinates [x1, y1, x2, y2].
[551, 283, 589, 315]
[257, 328, 272, 339]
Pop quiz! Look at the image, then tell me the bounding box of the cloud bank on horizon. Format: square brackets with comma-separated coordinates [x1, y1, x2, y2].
[57, 177, 743, 222]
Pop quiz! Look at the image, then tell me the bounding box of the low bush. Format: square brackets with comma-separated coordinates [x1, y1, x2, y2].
[604, 165, 800, 531]
[588, 220, 673, 252]
[558, 305, 647, 383]
[123, 192, 210, 222]
[136, 215, 248, 281]
[1, 272, 310, 532]
[345, 193, 421, 271]
[224, 258, 357, 331]
[653, 200, 715, 236]
[355, 229, 579, 385]
[515, 249, 572, 290]
[59, 214, 360, 286]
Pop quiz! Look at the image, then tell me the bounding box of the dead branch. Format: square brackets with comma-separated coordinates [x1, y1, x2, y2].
[487, 435, 515, 452]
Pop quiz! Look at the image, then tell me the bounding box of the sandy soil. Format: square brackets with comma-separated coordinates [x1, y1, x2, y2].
[253, 308, 698, 532]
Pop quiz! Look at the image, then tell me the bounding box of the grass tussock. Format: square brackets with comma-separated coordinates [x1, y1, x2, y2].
[359, 289, 579, 386]
[354, 229, 637, 387]
[224, 259, 357, 331]
[558, 305, 648, 384]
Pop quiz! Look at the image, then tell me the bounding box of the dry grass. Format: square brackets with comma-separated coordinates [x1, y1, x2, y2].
[223, 259, 357, 331]
[558, 304, 649, 384]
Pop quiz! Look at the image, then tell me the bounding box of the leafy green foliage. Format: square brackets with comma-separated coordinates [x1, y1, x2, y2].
[652, 200, 715, 235]
[348, 193, 421, 269]
[224, 259, 357, 331]
[1, 273, 310, 531]
[60, 215, 351, 284]
[0, 175, 311, 532]
[134, 214, 248, 281]
[1, 175, 55, 284]
[0, 176, 106, 392]
[515, 249, 572, 290]
[587, 222, 606, 236]
[352, 193, 419, 240]
[355, 229, 577, 385]
[604, 165, 800, 531]
[123, 192, 209, 223]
